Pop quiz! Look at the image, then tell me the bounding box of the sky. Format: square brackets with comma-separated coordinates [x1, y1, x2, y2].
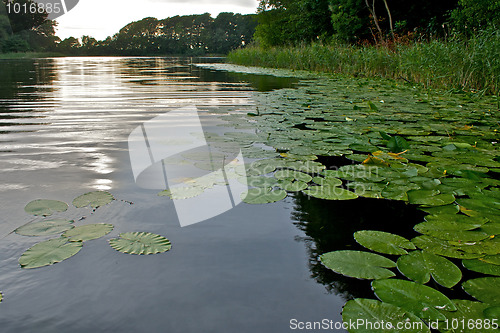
[55, 0, 259, 40]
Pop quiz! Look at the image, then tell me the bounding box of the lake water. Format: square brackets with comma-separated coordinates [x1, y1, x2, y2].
[0, 57, 351, 332]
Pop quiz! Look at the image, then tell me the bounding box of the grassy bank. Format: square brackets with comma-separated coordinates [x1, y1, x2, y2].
[228, 29, 500, 95]
[0, 52, 63, 59]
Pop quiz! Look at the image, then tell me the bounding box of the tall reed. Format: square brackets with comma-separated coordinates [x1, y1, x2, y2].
[228, 29, 500, 95]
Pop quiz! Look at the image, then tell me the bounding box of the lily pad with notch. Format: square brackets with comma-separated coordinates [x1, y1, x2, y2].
[354, 230, 416, 255]
[320, 250, 396, 280]
[109, 232, 171, 255]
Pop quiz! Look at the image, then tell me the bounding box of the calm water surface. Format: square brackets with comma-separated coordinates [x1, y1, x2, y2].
[0, 57, 349, 332]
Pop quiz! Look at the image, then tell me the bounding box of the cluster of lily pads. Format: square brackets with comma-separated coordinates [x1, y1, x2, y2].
[182, 64, 500, 331]
[15, 191, 172, 272]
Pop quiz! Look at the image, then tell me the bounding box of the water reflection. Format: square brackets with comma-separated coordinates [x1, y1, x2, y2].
[291, 192, 426, 300]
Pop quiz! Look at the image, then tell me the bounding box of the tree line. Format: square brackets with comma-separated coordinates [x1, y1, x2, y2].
[1, 0, 257, 55]
[255, 0, 500, 46]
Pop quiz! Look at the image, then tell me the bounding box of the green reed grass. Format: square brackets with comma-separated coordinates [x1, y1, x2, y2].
[228, 29, 500, 95]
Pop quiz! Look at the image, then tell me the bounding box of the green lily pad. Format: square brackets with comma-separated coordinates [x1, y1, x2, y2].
[438, 300, 489, 333]
[303, 185, 358, 200]
[15, 219, 74, 237]
[483, 306, 500, 320]
[238, 175, 279, 188]
[372, 279, 457, 321]
[463, 259, 500, 276]
[412, 235, 495, 259]
[277, 180, 308, 192]
[241, 188, 287, 204]
[481, 255, 500, 266]
[19, 238, 82, 269]
[62, 224, 114, 242]
[109, 232, 171, 255]
[73, 191, 114, 208]
[420, 204, 460, 215]
[342, 298, 430, 333]
[24, 199, 68, 216]
[354, 230, 416, 255]
[312, 176, 343, 187]
[320, 250, 396, 280]
[274, 169, 312, 183]
[414, 220, 490, 242]
[408, 190, 456, 207]
[397, 251, 462, 288]
[462, 277, 500, 305]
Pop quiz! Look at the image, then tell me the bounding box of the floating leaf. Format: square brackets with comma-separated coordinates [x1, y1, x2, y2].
[303, 185, 358, 200]
[238, 175, 279, 188]
[414, 220, 490, 242]
[372, 279, 456, 321]
[438, 300, 489, 333]
[109, 232, 171, 255]
[274, 169, 312, 183]
[481, 254, 500, 266]
[15, 219, 74, 237]
[408, 190, 455, 207]
[387, 136, 410, 154]
[73, 191, 114, 208]
[312, 176, 343, 187]
[462, 277, 500, 305]
[241, 188, 287, 204]
[277, 180, 308, 192]
[354, 230, 416, 255]
[24, 199, 68, 216]
[19, 238, 82, 269]
[320, 250, 396, 280]
[342, 298, 430, 333]
[62, 224, 114, 242]
[463, 259, 500, 276]
[397, 251, 462, 288]
[412, 236, 485, 259]
[484, 306, 500, 320]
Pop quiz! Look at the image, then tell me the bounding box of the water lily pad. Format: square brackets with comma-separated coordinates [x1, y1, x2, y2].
[354, 230, 416, 255]
[421, 204, 460, 215]
[304, 185, 358, 200]
[62, 224, 114, 242]
[397, 251, 462, 288]
[274, 169, 312, 183]
[319, 250, 396, 280]
[408, 190, 456, 207]
[241, 188, 287, 204]
[15, 219, 74, 237]
[412, 236, 485, 259]
[438, 300, 489, 333]
[462, 277, 500, 305]
[238, 175, 279, 188]
[109, 232, 171, 255]
[342, 298, 430, 333]
[463, 259, 500, 276]
[277, 180, 308, 192]
[481, 255, 500, 266]
[312, 176, 343, 187]
[414, 220, 490, 242]
[73, 191, 114, 208]
[19, 238, 82, 269]
[372, 279, 456, 321]
[483, 306, 500, 320]
[24, 199, 68, 216]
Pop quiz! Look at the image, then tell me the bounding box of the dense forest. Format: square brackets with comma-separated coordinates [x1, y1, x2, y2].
[254, 0, 499, 46]
[0, 0, 256, 55]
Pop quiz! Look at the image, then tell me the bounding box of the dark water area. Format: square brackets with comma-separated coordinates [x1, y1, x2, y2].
[0, 56, 438, 332]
